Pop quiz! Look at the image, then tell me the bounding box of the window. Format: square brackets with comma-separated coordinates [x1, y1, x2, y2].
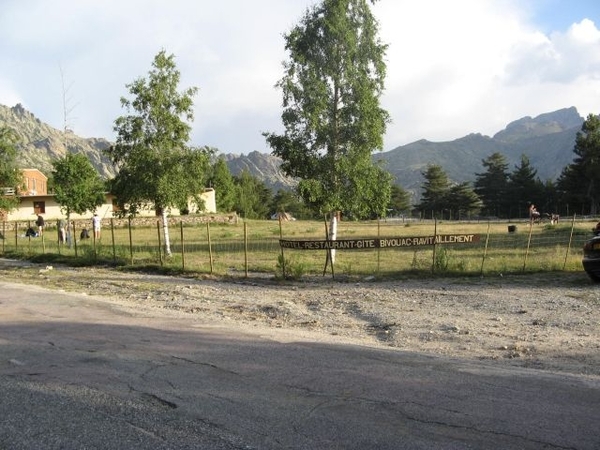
[33, 201, 45, 214]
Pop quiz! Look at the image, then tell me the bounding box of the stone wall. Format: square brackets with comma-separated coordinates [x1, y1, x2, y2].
[1, 213, 239, 232]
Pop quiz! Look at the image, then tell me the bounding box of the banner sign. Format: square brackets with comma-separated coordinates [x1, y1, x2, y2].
[279, 234, 480, 250]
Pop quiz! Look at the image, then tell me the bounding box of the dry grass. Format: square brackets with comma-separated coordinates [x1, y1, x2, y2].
[1, 217, 593, 279]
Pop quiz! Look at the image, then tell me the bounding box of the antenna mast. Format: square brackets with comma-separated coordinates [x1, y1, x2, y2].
[59, 63, 78, 134]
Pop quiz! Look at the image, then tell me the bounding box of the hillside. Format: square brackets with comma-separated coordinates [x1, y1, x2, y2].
[219, 150, 296, 192]
[0, 104, 116, 179]
[0, 103, 583, 196]
[373, 107, 582, 194]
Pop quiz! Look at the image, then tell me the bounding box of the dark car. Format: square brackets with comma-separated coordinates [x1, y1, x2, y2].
[582, 226, 600, 282]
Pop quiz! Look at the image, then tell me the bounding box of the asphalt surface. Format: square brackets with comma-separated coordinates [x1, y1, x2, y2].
[1, 278, 599, 449]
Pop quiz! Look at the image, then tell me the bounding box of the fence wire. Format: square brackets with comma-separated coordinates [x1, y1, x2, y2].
[1, 217, 593, 278]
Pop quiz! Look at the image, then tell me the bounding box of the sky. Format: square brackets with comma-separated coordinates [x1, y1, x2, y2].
[1, 0, 600, 155]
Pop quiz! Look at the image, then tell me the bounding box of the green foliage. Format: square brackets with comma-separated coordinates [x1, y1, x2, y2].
[272, 189, 314, 219]
[0, 127, 23, 213]
[417, 165, 482, 220]
[474, 152, 509, 217]
[264, 0, 390, 219]
[434, 247, 450, 272]
[275, 253, 307, 280]
[107, 50, 213, 256]
[52, 153, 105, 218]
[417, 164, 451, 218]
[388, 184, 411, 216]
[234, 170, 272, 219]
[557, 114, 600, 215]
[107, 50, 212, 217]
[507, 154, 544, 217]
[209, 156, 237, 212]
[446, 182, 482, 219]
[2, 218, 591, 278]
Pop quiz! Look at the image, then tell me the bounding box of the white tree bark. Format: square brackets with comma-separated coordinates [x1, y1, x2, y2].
[162, 209, 172, 257]
[329, 213, 337, 265]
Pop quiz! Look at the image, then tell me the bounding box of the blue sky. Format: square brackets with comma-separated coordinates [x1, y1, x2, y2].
[1, 1, 599, 155]
[529, 0, 600, 32]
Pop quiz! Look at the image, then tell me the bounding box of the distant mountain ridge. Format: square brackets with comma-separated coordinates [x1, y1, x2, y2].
[373, 106, 582, 196]
[0, 103, 584, 196]
[0, 104, 116, 179]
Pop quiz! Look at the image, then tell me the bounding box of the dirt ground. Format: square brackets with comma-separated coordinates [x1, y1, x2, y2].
[2, 260, 600, 378]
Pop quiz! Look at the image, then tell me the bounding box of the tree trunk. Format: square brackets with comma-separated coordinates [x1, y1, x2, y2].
[329, 212, 338, 265]
[162, 210, 172, 257]
[66, 211, 72, 248]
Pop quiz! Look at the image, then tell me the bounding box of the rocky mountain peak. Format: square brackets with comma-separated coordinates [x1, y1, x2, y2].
[0, 103, 116, 179]
[493, 106, 582, 143]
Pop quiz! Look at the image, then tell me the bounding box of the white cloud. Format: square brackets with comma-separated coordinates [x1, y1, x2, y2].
[1, 0, 600, 153]
[0, 80, 23, 109]
[373, 1, 600, 147]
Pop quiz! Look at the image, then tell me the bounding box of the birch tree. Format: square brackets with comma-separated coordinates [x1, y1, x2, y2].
[107, 50, 212, 256]
[264, 0, 390, 242]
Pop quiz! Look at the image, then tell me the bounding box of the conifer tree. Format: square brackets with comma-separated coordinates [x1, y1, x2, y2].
[474, 152, 510, 218]
[557, 114, 600, 215]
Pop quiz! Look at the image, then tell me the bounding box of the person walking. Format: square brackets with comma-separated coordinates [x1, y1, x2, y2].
[91, 213, 101, 240]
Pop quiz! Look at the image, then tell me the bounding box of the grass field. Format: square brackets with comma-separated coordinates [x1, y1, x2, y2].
[1, 216, 594, 279]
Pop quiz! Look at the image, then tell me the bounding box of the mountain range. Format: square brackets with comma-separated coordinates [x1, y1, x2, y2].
[0, 103, 584, 197]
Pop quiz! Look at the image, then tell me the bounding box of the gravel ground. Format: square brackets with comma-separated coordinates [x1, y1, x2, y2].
[2, 260, 600, 377]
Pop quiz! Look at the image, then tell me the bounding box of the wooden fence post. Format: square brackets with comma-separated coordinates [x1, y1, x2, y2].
[206, 222, 214, 274]
[180, 221, 185, 270]
[156, 220, 163, 266]
[244, 221, 248, 278]
[128, 217, 133, 265]
[377, 219, 381, 274]
[523, 222, 534, 272]
[431, 219, 438, 274]
[72, 221, 78, 258]
[479, 222, 491, 276]
[111, 218, 116, 262]
[563, 214, 577, 270]
[278, 215, 286, 278]
[27, 220, 32, 253]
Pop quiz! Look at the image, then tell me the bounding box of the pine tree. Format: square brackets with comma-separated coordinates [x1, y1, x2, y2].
[417, 165, 451, 219]
[507, 154, 543, 218]
[474, 153, 510, 218]
[557, 113, 600, 215]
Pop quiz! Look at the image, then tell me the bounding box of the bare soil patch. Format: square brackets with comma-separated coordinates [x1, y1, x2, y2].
[2, 260, 600, 377]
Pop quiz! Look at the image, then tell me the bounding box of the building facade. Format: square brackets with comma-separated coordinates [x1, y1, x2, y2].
[3, 168, 216, 222]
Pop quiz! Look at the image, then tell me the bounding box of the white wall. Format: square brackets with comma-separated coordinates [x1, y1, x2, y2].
[7, 189, 217, 222]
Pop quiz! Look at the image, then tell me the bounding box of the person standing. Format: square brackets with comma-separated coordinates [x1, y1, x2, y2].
[57, 219, 66, 243]
[91, 213, 101, 240]
[528, 203, 540, 223]
[35, 214, 45, 236]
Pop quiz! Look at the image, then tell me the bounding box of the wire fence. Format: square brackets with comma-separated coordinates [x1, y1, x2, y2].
[0, 216, 594, 278]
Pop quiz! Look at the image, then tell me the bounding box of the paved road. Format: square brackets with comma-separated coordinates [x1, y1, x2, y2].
[1, 280, 599, 449]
